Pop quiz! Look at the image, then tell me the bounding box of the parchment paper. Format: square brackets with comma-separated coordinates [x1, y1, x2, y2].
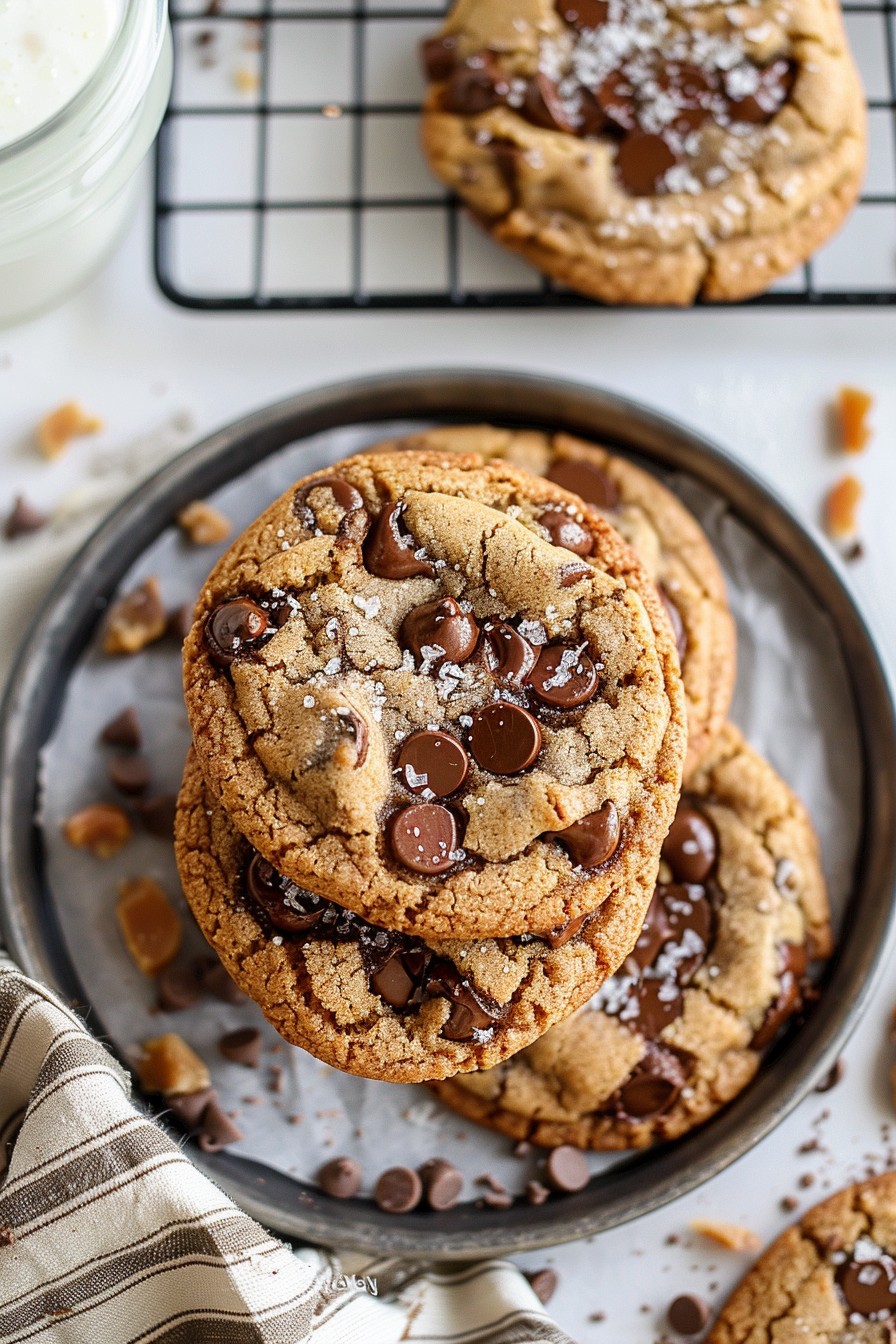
[38, 422, 862, 1199]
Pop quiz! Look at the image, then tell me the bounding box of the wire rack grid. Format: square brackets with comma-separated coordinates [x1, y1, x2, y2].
[154, 0, 896, 310]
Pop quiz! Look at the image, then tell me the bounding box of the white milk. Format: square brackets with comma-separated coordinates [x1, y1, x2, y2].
[0, 0, 122, 150]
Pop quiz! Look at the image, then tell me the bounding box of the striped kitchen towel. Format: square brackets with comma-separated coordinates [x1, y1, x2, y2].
[0, 954, 571, 1343]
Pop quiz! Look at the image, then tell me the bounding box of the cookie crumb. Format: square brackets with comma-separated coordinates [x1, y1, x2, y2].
[689, 1219, 761, 1251]
[177, 500, 232, 546]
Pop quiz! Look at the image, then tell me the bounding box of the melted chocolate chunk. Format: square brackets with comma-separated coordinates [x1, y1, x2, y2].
[728, 58, 794, 123]
[750, 942, 808, 1049]
[630, 887, 674, 968]
[556, 0, 608, 30]
[630, 976, 684, 1039]
[390, 803, 460, 875]
[539, 509, 592, 556]
[546, 801, 620, 869]
[545, 912, 589, 949]
[529, 643, 599, 708]
[401, 596, 479, 669]
[369, 947, 426, 1009]
[204, 598, 269, 667]
[294, 476, 365, 529]
[597, 70, 639, 132]
[662, 803, 717, 883]
[484, 620, 537, 687]
[246, 854, 327, 934]
[837, 1255, 896, 1318]
[657, 62, 717, 135]
[396, 730, 469, 797]
[426, 959, 508, 1041]
[420, 34, 459, 81]
[364, 501, 435, 580]
[659, 586, 687, 663]
[443, 52, 510, 115]
[468, 702, 542, 775]
[617, 131, 678, 195]
[523, 73, 577, 133]
[619, 1043, 687, 1117]
[546, 458, 619, 509]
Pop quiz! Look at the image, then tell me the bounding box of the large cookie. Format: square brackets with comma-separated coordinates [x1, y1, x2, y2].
[175, 748, 672, 1083]
[419, 0, 866, 304]
[709, 1172, 896, 1342]
[376, 424, 735, 771]
[183, 450, 686, 943]
[431, 724, 831, 1147]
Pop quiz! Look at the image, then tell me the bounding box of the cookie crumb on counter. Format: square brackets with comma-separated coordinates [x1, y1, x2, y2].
[836, 386, 874, 453]
[689, 1219, 761, 1251]
[37, 400, 103, 459]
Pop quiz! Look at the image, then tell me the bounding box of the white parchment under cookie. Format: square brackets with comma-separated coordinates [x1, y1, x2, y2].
[37, 422, 862, 1199]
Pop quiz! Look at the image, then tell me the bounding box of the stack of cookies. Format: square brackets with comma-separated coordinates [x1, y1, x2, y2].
[175, 431, 831, 1155]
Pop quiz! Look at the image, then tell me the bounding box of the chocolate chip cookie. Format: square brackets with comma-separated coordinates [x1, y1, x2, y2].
[420, 0, 865, 304]
[175, 749, 674, 1083]
[709, 1172, 896, 1342]
[375, 424, 735, 771]
[431, 723, 831, 1147]
[182, 450, 687, 945]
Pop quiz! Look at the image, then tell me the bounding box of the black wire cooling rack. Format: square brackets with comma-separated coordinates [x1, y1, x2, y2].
[154, 0, 896, 309]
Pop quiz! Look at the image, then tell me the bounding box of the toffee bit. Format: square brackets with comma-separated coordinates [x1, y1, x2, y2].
[835, 386, 874, 453]
[689, 1218, 761, 1251]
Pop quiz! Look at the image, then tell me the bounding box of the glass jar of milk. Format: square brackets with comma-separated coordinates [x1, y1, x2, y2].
[0, 1, 171, 327]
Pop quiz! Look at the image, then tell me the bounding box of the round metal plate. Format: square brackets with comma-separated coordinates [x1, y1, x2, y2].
[2, 369, 895, 1258]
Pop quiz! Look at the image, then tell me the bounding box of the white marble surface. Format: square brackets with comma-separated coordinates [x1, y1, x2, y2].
[4, 177, 896, 1341]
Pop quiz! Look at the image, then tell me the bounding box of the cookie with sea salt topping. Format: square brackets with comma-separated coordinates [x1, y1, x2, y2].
[419, 0, 865, 304]
[175, 748, 668, 1083]
[182, 449, 686, 943]
[431, 723, 831, 1147]
[708, 1172, 896, 1342]
[376, 423, 735, 771]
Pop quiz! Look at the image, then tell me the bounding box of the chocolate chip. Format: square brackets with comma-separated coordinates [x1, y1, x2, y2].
[420, 1158, 463, 1210]
[658, 882, 712, 982]
[477, 1172, 506, 1194]
[468, 702, 542, 775]
[555, 0, 608, 30]
[443, 52, 510, 115]
[750, 945, 805, 1049]
[375, 1166, 422, 1214]
[219, 1028, 262, 1068]
[4, 494, 47, 540]
[527, 1179, 550, 1205]
[294, 476, 365, 529]
[364, 501, 435, 580]
[546, 801, 619, 869]
[318, 1156, 362, 1200]
[136, 794, 177, 839]
[420, 33, 459, 81]
[198, 1101, 244, 1152]
[390, 803, 460, 875]
[246, 852, 327, 933]
[484, 621, 537, 687]
[396, 730, 469, 797]
[596, 70, 639, 132]
[660, 586, 687, 664]
[100, 706, 141, 749]
[524, 1269, 558, 1305]
[157, 964, 203, 1012]
[167, 1087, 217, 1129]
[107, 755, 151, 796]
[539, 509, 592, 556]
[545, 1145, 590, 1193]
[545, 912, 589, 949]
[728, 58, 794, 124]
[426, 959, 508, 1041]
[481, 1190, 513, 1208]
[815, 1057, 846, 1093]
[523, 72, 577, 132]
[631, 887, 674, 968]
[529, 644, 598, 708]
[168, 603, 194, 643]
[837, 1257, 896, 1317]
[401, 596, 479, 670]
[204, 598, 269, 667]
[628, 977, 683, 1039]
[514, 1140, 533, 1158]
[616, 132, 678, 196]
[201, 960, 248, 1005]
[619, 1044, 687, 1117]
[576, 86, 608, 136]
[546, 459, 619, 509]
[667, 1294, 710, 1334]
[662, 804, 717, 883]
[369, 949, 422, 1010]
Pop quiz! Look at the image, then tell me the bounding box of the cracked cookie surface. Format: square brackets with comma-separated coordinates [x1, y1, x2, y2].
[431, 723, 831, 1147]
[708, 1171, 896, 1342]
[182, 450, 686, 943]
[175, 748, 662, 1082]
[420, 0, 865, 304]
[377, 423, 736, 771]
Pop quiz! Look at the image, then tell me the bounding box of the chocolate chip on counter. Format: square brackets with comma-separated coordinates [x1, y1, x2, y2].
[616, 131, 678, 195]
[484, 621, 537, 687]
[667, 1293, 710, 1335]
[396, 730, 469, 798]
[527, 1179, 550, 1205]
[156, 964, 203, 1013]
[420, 33, 459, 81]
[246, 853, 327, 933]
[480, 1190, 513, 1209]
[375, 1166, 423, 1214]
[815, 1057, 845, 1093]
[524, 1268, 559, 1305]
[107, 755, 151, 796]
[443, 52, 510, 115]
[420, 1158, 463, 1211]
[294, 476, 365, 529]
[513, 1140, 533, 1158]
[401, 596, 479, 670]
[781, 1195, 799, 1212]
[545, 1145, 590, 1193]
[662, 804, 718, 883]
[523, 72, 577, 133]
[198, 1101, 245, 1153]
[476, 1172, 506, 1194]
[660, 586, 687, 664]
[100, 706, 142, 749]
[538, 509, 592, 556]
[4, 494, 48, 540]
[390, 803, 460, 875]
[136, 794, 178, 839]
[200, 960, 249, 1005]
[546, 801, 620, 870]
[168, 603, 194, 644]
[364, 501, 435, 580]
[546, 458, 619, 509]
[167, 1087, 217, 1130]
[468, 702, 542, 775]
[219, 1028, 262, 1068]
[529, 644, 598, 708]
[318, 1156, 362, 1200]
[204, 597, 269, 667]
[556, 0, 608, 30]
